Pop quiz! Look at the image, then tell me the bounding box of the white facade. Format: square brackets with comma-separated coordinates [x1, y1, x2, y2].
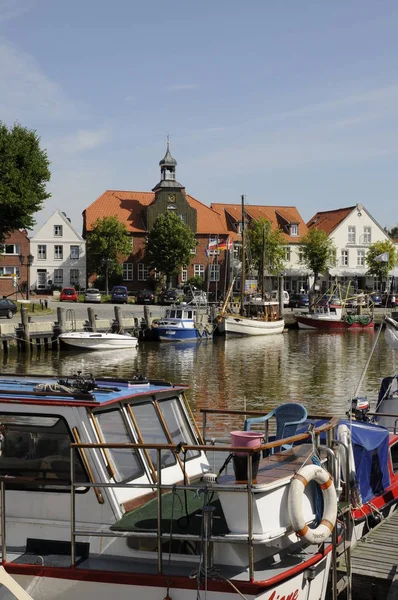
[30, 210, 86, 291]
[324, 203, 396, 291]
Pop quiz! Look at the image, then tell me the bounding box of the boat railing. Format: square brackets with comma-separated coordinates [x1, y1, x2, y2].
[0, 419, 339, 583]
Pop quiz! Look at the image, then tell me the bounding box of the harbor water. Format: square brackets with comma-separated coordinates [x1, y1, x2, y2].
[0, 329, 396, 433]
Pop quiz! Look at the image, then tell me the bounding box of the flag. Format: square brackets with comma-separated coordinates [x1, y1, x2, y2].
[217, 237, 233, 251]
[207, 238, 218, 251]
[374, 252, 390, 262]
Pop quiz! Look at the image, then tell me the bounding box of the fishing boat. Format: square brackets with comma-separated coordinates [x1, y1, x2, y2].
[152, 303, 214, 341]
[0, 372, 343, 600]
[295, 302, 374, 330]
[219, 195, 285, 337]
[58, 331, 139, 350]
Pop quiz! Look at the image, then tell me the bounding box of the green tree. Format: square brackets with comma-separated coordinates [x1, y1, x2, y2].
[385, 225, 398, 239]
[299, 228, 336, 301]
[365, 240, 397, 282]
[146, 212, 196, 288]
[0, 122, 51, 242]
[86, 216, 132, 294]
[247, 219, 286, 287]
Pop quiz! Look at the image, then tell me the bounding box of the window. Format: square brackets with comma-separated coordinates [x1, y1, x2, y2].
[181, 266, 187, 282]
[70, 245, 79, 259]
[54, 225, 63, 237]
[0, 413, 88, 491]
[357, 249, 365, 266]
[95, 410, 143, 482]
[179, 214, 187, 224]
[209, 264, 220, 282]
[348, 226, 356, 244]
[54, 245, 63, 260]
[363, 226, 371, 244]
[297, 249, 304, 263]
[138, 263, 148, 281]
[131, 403, 175, 468]
[0, 266, 20, 277]
[54, 269, 63, 284]
[38, 245, 47, 260]
[123, 263, 133, 281]
[391, 443, 398, 474]
[285, 247, 291, 261]
[194, 264, 205, 278]
[158, 398, 199, 461]
[0, 244, 20, 255]
[70, 269, 79, 285]
[290, 224, 298, 236]
[341, 250, 349, 266]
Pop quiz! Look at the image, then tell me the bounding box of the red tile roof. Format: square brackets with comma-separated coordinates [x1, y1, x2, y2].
[307, 207, 355, 235]
[211, 203, 308, 242]
[84, 190, 228, 235]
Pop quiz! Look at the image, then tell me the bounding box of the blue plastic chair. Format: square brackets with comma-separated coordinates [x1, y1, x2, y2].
[243, 403, 308, 452]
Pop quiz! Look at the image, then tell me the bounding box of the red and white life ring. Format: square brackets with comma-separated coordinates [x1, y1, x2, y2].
[288, 464, 337, 544]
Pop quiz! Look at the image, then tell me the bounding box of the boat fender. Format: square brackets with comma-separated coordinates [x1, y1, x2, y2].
[152, 320, 159, 328]
[288, 464, 337, 544]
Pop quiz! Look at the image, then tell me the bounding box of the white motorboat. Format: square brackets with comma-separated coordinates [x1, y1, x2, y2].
[58, 331, 138, 350]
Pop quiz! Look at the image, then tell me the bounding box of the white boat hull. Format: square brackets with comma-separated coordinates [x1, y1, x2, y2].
[1, 553, 332, 600]
[58, 332, 138, 351]
[223, 316, 285, 336]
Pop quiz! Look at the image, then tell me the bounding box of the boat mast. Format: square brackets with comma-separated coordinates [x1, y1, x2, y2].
[240, 194, 246, 316]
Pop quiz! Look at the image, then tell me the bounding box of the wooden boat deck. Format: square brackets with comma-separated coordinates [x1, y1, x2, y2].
[218, 443, 315, 488]
[337, 509, 398, 599]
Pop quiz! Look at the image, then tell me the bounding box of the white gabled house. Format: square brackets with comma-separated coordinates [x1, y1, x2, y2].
[30, 210, 86, 291]
[307, 203, 397, 292]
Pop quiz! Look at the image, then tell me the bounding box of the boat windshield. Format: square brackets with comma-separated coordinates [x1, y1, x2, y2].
[157, 398, 199, 460]
[95, 409, 144, 482]
[0, 413, 88, 491]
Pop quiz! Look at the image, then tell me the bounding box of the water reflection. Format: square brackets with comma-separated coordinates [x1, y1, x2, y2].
[0, 330, 396, 434]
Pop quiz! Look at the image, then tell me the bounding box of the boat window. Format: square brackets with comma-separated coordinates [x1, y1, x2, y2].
[158, 398, 200, 461]
[95, 410, 144, 482]
[0, 413, 88, 492]
[391, 443, 398, 474]
[130, 403, 176, 468]
[168, 309, 176, 318]
[177, 310, 183, 318]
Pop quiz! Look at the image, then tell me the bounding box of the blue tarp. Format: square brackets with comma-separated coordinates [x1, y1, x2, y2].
[299, 419, 391, 504]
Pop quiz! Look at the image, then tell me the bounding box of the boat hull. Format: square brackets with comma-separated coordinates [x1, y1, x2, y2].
[223, 316, 285, 336]
[58, 333, 138, 350]
[296, 315, 374, 330]
[1, 551, 332, 600]
[157, 328, 212, 341]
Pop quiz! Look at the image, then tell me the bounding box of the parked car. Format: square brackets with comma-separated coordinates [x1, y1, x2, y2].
[0, 298, 17, 319]
[289, 293, 310, 308]
[84, 288, 102, 303]
[136, 289, 155, 304]
[111, 286, 128, 304]
[318, 294, 342, 306]
[369, 293, 383, 307]
[344, 294, 367, 308]
[382, 293, 397, 308]
[60, 287, 78, 302]
[270, 290, 290, 307]
[158, 289, 179, 305]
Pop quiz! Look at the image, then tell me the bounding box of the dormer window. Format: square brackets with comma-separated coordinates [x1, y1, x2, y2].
[290, 224, 298, 236]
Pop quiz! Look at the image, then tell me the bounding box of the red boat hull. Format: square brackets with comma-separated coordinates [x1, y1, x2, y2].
[296, 315, 374, 330]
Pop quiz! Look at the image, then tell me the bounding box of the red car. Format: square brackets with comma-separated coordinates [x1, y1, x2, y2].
[60, 287, 78, 302]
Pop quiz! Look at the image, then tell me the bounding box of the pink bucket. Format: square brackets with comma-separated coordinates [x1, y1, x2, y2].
[230, 431, 264, 456]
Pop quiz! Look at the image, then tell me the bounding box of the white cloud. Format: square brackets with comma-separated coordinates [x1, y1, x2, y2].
[0, 39, 80, 123]
[49, 128, 109, 155]
[167, 83, 199, 91]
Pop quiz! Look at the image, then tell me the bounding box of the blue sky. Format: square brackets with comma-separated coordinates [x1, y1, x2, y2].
[1, 0, 398, 233]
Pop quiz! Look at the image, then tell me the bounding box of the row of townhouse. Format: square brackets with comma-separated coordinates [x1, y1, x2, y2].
[1, 143, 397, 299]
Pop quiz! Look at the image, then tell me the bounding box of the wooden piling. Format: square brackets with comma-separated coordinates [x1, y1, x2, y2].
[114, 306, 124, 334]
[87, 307, 97, 332]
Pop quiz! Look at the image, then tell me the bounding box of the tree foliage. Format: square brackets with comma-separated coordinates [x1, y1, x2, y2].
[86, 216, 132, 294]
[299, 228, 336, 286]
[247, 218, 286, 277]
[146, 212, 196, 287]
[365, 240, 397, 279]
[0, 122, 51, 242]
[385, 225, 398, 239]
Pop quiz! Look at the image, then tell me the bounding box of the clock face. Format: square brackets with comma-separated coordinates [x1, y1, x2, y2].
[168, 194, 176, 202]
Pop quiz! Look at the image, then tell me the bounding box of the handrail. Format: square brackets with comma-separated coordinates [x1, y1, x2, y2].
[200, 408, 334, 418]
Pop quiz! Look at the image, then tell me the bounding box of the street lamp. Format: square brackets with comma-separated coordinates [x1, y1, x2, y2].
[18, 253, 34, 300]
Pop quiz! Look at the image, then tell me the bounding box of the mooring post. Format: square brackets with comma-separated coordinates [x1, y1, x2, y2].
[114, 306, 124, 334]
[87, 307, 97, 332]
[20, 307, 30, 354]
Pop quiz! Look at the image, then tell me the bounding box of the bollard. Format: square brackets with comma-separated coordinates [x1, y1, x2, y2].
[87, 307, 97, 332]
[114, 306, 124, 334]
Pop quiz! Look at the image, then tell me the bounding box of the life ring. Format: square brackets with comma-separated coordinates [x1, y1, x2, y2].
[288, 464, 337, 544]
